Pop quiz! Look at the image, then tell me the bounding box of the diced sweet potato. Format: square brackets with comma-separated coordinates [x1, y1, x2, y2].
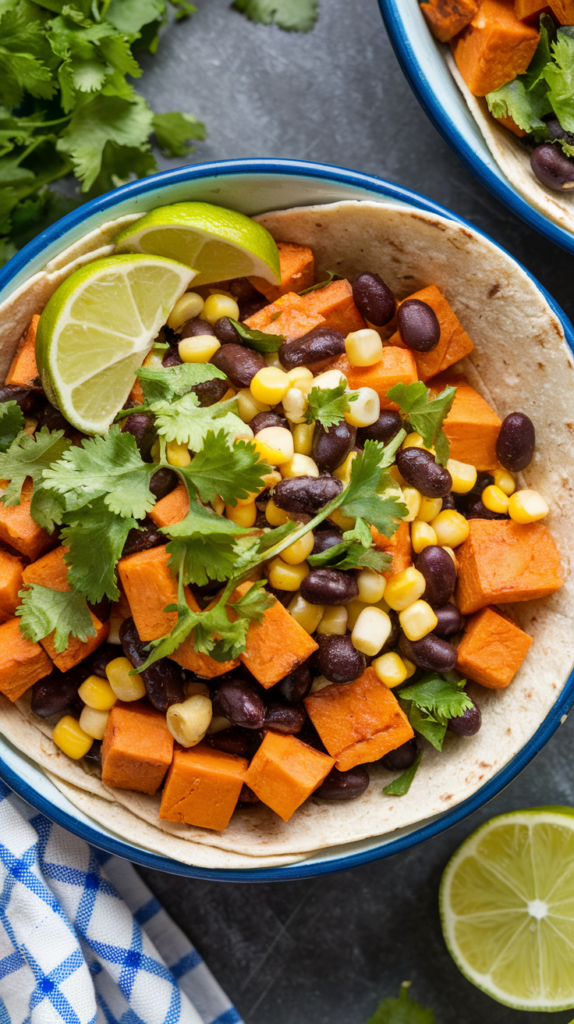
[0, 479, 57, 561]
[244, 292, 326, 342]
[0, 550, 24, 622]
[168, 588, 240, 678]
[249, 242, 315, 302]
[231, 581, 318, 687]
[332, 347, 418, 407]
[159, 743, 248, 830]
[5, 315, 42, 389]
[371, 521, 412, 579]
[456, 605, 533, 688]
[148, 481, 189, 529]
[42, 615, 109, 673]
[456, 519, 563, 614]
[428, 373, 502, 471]
[388, 285, 474, 381]
[495, 113, 527, 136]
[305, 667, 415, 771]
[549, 0, 574, 22]
[244, 731, 334, 822]
[0, 617, 53, 701]
[514, 0, 548, 18]
[454, 0, 540, 96]
[22, 545, 69, 591]
[102, 700, 174, 795]
[118, 545, 179, 641]
[421, 0, 480, 42]
[128, 378, 145, 407]
[303, 279, 366, 336]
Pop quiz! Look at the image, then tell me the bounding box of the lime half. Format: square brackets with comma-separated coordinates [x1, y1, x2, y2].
[36, 254, 195, 434]
[115, 201, 281, 287]
[440, 807, 574, 1011]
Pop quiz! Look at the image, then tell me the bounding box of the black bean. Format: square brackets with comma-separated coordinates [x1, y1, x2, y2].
[397, 447, 452, 498]
[239, 297, 268, 320]
[466, 499, 508, 521]
[400, 633, 458, 673]
[207, 727, 254, 758]
[163, 348, 182, 367]
[88, 597, 112, 623]
[352, 272, 396, 326]
[301, 568, 359, 606]
[0, 385, 38, 414]
[36, 402, 68, 433]
[122, 519, 164, 557]
[397, 299, 441, 352]
[210, 343, 266, 389]
[496, 412, 535, 473]
[123, 412, 156, 460]
[448, 699, 482, 737]
[237, 783, 260, 806]
[315, 765, 370, 801]
[265, 585, 292, 607]
[441, 493, 456, 511]
[273, 476, 343, 514]
[213, 317, 240, 344]
[212, 677, 266, 729]
[315, 634, 366, 683]
[311, 526, 343, 556]
[382, 610, 400, 652]
[264, 703, 306, 734]
[356, 410, 402, 447]
[89, 643, 121, 680]
[455, 472, 494, 513]
[149, 467, 178, 500]
[250, 410, 288, 434]
[120, 618, 184, 711]
[381, 737, 418, 771]
[531, 142, 574, 191]
[179, 317, 215, 338]
[432, 603, 463, 637]
[416, 545, 457, 607]
[312, 421, 356, 472]
[191, 377, 229, 407]
[31, 661, 93, 718]
[547, 119, 574, 147]
[278, 327, 345, 372]
[297, 717, 328, 753]
[277, 660, 313, 703]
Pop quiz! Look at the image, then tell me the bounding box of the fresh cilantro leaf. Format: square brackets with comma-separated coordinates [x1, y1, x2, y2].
[0, 427, 71, 528]
[232, 0, 318, 32]
[545, 30, 574, 133]
[306, 384, 357, 430]
[151, 393, 245, 451]
[30, 483, 66, 533]
[17, 583, 95, 653]
[56, 92, 153, 191]
[153, 111, 206, 156]
[524, 13, 554, 91]
[340, 438, 407, 538]
[229, 580, 275, 623]
[486, 78, 551, 135]
[164, 493, 254, 586]
[105, 0, 165, 35]
[386, 382, 456, 466]
[401, 703, 447, 752]
[136, 361, 226, 403]
[0, 401, 23, 452]
[228, 318, 284, 353]
[307, 516, 392, 572]
[169, 0, 196, 18]
[182, 430, 269, 504]
[60, 498, 137, 603]
[365, 982, 435, 1024]
[399, 672, 472, 724]
[298, 270, 343, 295]
[383, 750, 422, 797]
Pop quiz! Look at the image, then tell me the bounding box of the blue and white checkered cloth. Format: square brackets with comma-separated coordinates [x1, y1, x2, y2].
[0, 780, 244, 1024]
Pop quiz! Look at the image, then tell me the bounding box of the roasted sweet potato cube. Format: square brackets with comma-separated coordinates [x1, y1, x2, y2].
[102, 700, 174, 795]
[371, 521, 412, 579]
[244, 732, 334, 822]
[549, 0, 574, 23]
[332, 347, 418, 407]
[456, 519, 563, 614]
[148, 481, 189, 529]
[305, 667, 414, 771]
[41, 614, 109, 672]
[249, 242, 315, 302]
[244, 292, 325, 342]
[0, 617, 53, 701]
[128, 377, 145, 407]
[303, 279, 366, 335]
[514, 0, 548, 18]
[160, 743, 248, 830]
[5, 315, 42, 389]
[388, 285, 474, 382]
[118, 545, 179, 641]
[421, 0, 480, 41]
[454, 0, 540, 96]
[22, 545, 69, 591]
[168, 587, 240, 678]
[0, 479, 56, 561]
[231, 581, 318, 687]
[457, 606, 533, 688]
[495, 113, 527, 136]
[0, 549, 25, 621]
[428, 373, 502, 471]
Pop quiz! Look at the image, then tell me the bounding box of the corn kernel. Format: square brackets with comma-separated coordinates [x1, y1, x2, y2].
[442, 546, 457, 566]
[236, 388, 270, 423]
[345, 598, 367, 630]
[78, 674, 117, 711]
[333, 451, 357, 485]
[431, 509, 469, 548]
[253, 426, 294, 466]
[202, 293, 239, 324]
[262, 468, 282, 489]
[389, 464, 406, 486]
[384, 566, 426, 611]
[282, 386, 308, 424]
[250, 367, 291, 405]
[282, 531, 315, 565]
[184, 681, 211, 698]
[286, 367, 313, 385]
[447, 459, 477, 494]
[399, 599, 438, 641]
[150, 440, 161, 463]
[310, 675, 332, 694]
[178, 335, 221, 363]
[267, 557, 309, 591]
[417, 496, 443, 523]
[226, 500, 257, 527]
[345, 328, 383, 367]
[281, 453, 319, 479]
[167, 694, 213, 747]
[329, 508, 355, 531]
[212, 495, 225, 515]
[221, 387, 237, 404]
[494, 468, 516, 496]
[293, 421, 315, 455]
[143, 351, 164, 369]
[373, 651, 408, 688]
[287, 593, 324, 633]
[508, 489, 549, 524]
[167, 291, 204, 330]
[166, 439, 191, 467]
[265, 351, 282, 369]
[295, 377, 314, 398]
[312, 369, 347, 390]
[402, 432, 427, 451]
[106, 657, 146, 701]
[356, 567, 386, 604]
[79, 706, 110, 741]
[52, 715, 93, 760]
[207, 715, 232, 734]
[352, 606, 392, 657]
[265, 498, 291, 526]
[481, 484, 509, 514]
[401, 486, 422, 522]
[345, 387, 380, 429]
[411, 520, 438, 554]
[402, 657, 416, 679]
[316, 605, 348, 636]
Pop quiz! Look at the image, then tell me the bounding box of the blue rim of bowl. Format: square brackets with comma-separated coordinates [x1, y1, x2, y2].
[378, 0, 574, 258]
[0, 157, 573, 881]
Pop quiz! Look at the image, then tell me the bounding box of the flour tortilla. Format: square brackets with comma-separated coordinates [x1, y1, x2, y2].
[0, 199, 572, 866]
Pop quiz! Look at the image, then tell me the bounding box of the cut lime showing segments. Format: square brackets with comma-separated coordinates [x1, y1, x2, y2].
[440, 807, 574, 1011]
[36, 254, 195, 434]
[115, 201, 281, 287]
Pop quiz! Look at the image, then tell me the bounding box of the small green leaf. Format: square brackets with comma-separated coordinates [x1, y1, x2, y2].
[365, 982, 435, 1024]
[17, 583, 96, 653]
[231, 0, 318, 32]
[228, 317, 284, 353]
[383, 750, 422, 797]
[298, 270, 343, 295]
[0, 401, 23, 452]
[306, 384, 357, 430]
[152, 111, 206, 157]
[136, 361, 225, 403]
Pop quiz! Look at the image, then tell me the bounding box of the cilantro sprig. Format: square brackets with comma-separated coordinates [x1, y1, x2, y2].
[232, 0, 318, 32]
[365, 982, 435, 1024]
[307, 517, 392, 573]
[306, 384, 358, 430]
[0, 401, 24, 453]
[398, 673, 472, 752]
[228, 319, 284, 353]
[386, 382, 456, 466]
[17, 584, 96, 654]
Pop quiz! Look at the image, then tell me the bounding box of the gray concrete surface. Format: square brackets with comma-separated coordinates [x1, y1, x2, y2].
[135, 2, 574, 1021]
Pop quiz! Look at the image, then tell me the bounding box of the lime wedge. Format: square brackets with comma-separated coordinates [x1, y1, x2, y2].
[440, 807, 574, 1011]
[36, 254, 195, 434]
[115, 201, 281, 287]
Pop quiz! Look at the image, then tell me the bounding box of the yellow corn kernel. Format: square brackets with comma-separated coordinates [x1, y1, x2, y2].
[384, 566, 426, 611]
[282, 531, 315, 565]
[79, 706, 110, 741]
[345, 598, 367, 630]
[226, 501, 257, 527]
[267, 557, 309, 591]
[207, 715, 232, 734]
[373, 651, 408, 689]
[310, 675, 332, 694]
[265, 351, 282, 369]
[211, 495, 225, 515]
[351, 606, 392, 657]
[202, 293, 239, 324]
[401, 486, 422, 522]
[333, 451, 357, 485]
[286, 367, 313, 385]
[253, 426, 294, 466]
[345, 328, 383, 367]
[493, 468, 516, 496]
[178, 335, 221, 363]
[143, 350, 164, 369]
[411, 520, 438, 554]
[262, 469, 282, 489]
[402, 657, 417, 679]
[166, 440, 191, 467]
[236, 388, 270, 423]
[52, 715, 93, 760]
[220, 387, 236, 403]
[265, 498, 291, 526]
[78, 674, 117, 711]
[402, 432, 426, 450]
[389, 464, 406, 486]
[329, 508, 355, 531]
[106, 657, 146, 702]
[281, 453, 319, 479]
[442, 546, 457, 566]
[345, 387, 380, 429]
[399, 599, 438, 641]
[417, 496, 443, 523]
[316, 605, 348, 636]
[482, 484, 509, 514]
[287, 593, 324, 634]
[312, 369, 347, 390]
[447, 459, 477, 494]
[282, 386, 308, 424]
[184, 681, 211, 698]
[167, 694, 213, 747]
[295, 378, 314, 398]
[508, 489, 549, 524]
[356, 567, 386, 604]
[250, 367, 291, 406]
[293, 422, 315, 455]
[167, 291, 204, 330]
[430, 509, 469, 548]
[150, 440, 161, 464]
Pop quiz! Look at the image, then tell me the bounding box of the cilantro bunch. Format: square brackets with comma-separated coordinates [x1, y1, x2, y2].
[385, 381, 456, 466]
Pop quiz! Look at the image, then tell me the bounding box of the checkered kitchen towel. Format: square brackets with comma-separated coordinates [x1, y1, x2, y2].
[0, 781, 243, 1024]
